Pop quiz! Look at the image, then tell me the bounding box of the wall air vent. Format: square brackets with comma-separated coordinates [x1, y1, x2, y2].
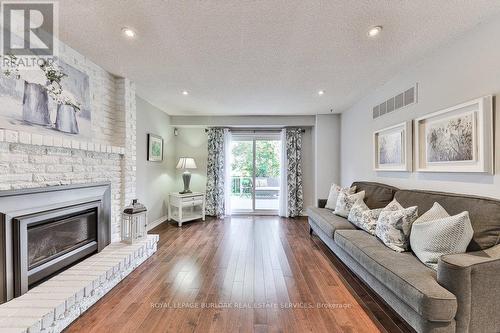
[372, 84, 418, 119]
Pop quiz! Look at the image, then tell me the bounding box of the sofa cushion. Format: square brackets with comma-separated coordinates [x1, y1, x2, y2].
[334, 190, 365, 218]
[325, 184, 356, 210]
[335, 230, 457, 322]
[411, 203, 474, 270]
[347, 199, 383, 235]
[307, 207, 356, 237]
[375, 205, 418, 252]
[395, 190, 500, 251]
[351, 181, 399, 209]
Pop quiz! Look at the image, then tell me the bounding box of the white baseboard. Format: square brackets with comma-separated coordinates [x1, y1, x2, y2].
[147, 215, 168, 231]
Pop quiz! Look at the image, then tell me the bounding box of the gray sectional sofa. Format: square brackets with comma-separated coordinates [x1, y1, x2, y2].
[307, 181, 500, 333]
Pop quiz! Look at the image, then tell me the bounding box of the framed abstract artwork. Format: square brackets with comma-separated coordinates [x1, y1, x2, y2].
[147, 134, 163, 162]
[414, 95, 494, 173]
[373, 121, 412, 171]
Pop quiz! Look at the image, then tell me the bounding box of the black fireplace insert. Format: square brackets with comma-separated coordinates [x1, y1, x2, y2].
[27, 208, 97, 271]
[13, 202, 101, 295]
[0, 182, 111, 303]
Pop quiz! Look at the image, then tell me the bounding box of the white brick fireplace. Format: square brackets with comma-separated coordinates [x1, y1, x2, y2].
[0, 42, 137, 242]
[0, 37, 157, 333]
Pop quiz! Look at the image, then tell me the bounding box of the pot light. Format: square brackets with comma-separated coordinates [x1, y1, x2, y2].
[317, 90, 325, 96]
[122, 27, 136, 38]
[182, 90, 189, 95]
[368, 26, 382, 38]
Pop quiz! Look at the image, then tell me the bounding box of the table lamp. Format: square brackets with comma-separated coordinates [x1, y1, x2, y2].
[176, 157, 197, 194]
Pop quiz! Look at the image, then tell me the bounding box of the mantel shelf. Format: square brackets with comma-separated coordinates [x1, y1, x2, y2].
[0, 128, 126, 155]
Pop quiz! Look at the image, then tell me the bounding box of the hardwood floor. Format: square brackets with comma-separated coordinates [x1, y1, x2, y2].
[66, 216, 414, 333]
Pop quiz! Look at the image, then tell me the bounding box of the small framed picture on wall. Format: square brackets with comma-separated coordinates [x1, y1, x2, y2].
[147, 134, 163, 162]
[373, 121, 413, 172]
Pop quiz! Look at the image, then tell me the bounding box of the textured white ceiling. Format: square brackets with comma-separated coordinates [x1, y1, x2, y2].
[59, 1, 500, 115]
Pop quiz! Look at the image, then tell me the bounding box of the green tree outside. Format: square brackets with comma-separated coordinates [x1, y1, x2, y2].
[231, 140, 280, 178]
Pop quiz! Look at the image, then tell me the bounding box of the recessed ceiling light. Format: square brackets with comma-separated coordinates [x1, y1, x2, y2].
[368, 26, 382, 38]
[121, 27, 136, 38]
[182, 90, 189, 95]
[318, 90, 325, 96]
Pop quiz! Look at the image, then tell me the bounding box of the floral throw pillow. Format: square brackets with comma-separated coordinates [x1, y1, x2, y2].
[383, 199, 404, 212]
[334, 191, 365, 218]
[325, 184, 356, 210]
[348, 199, 383, 235]
[347, 199, 368, 227]
[376, 206, 418, 252]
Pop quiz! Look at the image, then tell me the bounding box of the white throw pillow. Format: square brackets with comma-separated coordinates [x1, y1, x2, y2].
[348, 199, 383, 235]
[383, 199, 404, 212]
[376, 205, 418, 252]
[325, 184, 356, 210]
[414, 202, 449, 223]
[334, 190, 365, 218]
[410, 202, 474, 270]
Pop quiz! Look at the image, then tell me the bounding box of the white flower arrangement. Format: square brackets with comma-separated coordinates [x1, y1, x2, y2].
[1, 54, 81, 111]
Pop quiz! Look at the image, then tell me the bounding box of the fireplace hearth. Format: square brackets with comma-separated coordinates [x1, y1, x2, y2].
[0, 182, 111, 303]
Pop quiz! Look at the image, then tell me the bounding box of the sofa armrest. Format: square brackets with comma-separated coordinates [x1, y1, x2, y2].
[318, 199, 327, 208]
[437, 243, 500, 332]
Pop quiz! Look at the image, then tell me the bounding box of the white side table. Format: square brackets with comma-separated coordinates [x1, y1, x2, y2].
[168, 192, 206, 227]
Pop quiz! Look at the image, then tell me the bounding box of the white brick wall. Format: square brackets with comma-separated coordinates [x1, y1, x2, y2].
[116, 78, 137, 207]
[0, 43, 136, 242]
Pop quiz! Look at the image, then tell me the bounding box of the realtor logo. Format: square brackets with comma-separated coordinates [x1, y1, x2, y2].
[1, 1, 58, 59]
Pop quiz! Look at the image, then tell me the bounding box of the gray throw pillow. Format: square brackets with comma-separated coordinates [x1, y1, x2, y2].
[376, 205, 418, 252]
[410, 202, 473, 270]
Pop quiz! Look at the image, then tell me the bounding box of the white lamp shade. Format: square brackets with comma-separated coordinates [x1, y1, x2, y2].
[176, 157, 197, 169]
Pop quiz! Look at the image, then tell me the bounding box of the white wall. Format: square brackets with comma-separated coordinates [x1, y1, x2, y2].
[136, 97, 176, 226]
[341, 18, 500, 199]
[301, 128, 315, 209]
[173, 127, 208, 193]
[314, 114, 341, 203]
[171, 115, 315, 127]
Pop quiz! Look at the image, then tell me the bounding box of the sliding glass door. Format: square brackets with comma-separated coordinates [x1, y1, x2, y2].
[230, 133, 281, 215]
[230, 137, 254, 211]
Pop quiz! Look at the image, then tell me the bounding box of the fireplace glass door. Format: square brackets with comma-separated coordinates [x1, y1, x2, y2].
[27, 209, 97, 270]
[13, 202, 101, 296]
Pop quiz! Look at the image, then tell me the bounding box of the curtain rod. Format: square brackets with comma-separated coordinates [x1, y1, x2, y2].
[204, 127, 306, 133]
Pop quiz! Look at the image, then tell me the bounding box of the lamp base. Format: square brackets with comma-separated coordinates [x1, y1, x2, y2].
[179, 171, 192, 194]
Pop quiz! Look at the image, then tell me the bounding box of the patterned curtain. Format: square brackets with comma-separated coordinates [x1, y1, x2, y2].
[205, 128, 226, 217]
[285, 128, 304, 217]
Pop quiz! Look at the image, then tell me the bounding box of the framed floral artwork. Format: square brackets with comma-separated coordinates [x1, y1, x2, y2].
[147, 133, 163, 162]
[414, 95, 494, 173]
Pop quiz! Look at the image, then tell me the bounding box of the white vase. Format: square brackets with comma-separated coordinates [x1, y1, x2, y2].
[55, 104, 79, 134]
[22, 81, 51, 125]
